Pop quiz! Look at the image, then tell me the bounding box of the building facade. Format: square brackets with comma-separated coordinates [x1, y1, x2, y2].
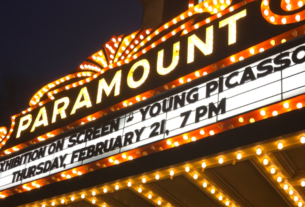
[1, 0, 305, 206]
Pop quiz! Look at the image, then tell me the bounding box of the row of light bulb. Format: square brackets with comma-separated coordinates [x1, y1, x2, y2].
[17, 132, 305, 207]
[283, 0, 304, 10]
[262, 0, 303, 24]
[15, 130, 305, 203]
[185, 165, 235, 206]
[30, 71, 92, 107]
[124, 0, 231, 62]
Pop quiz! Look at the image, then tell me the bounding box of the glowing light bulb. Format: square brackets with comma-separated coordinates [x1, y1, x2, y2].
[284, 102, 289, 109]
[298, 1, 304, 7]
[219, 157, 224, 164]
[260, 110, 266, 116]
[185, 166, 190, 172]
[237, 153, 242, 160]
[284, 184, 288, 190]
[170, 170, 174, 176]
[278, 142, 283, 150]
[272, 111, 278, 116]
[193, 174, 198, 179]
[128, 181, 132, 187]
[277, 176, 282, 182]
[230, 56, 235, 62]
[301, 136, 305, 144]
[270, 167, 276, 174]
[211, 188, 215, 194]
[182, 134, 188, 140]
[202, 162, 206, 168]
[263, 158, 268, 165]
[142, 178, 146, 183]
[256, 148, 262, 155]
[264, 9, 269, 16]
[297, 103, 303, 109]
[203, 182, 207, 188]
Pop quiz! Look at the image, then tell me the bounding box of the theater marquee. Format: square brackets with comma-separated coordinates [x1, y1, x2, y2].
[1, 0, 305, 199]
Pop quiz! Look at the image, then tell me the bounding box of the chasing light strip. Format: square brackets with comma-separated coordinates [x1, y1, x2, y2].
[262, 0, 305, 24]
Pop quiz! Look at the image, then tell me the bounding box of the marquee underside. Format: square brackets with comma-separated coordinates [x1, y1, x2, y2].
[20, 127, 305, 207]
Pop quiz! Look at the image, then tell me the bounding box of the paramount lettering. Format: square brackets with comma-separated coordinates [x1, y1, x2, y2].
[14, 10, 248, 140]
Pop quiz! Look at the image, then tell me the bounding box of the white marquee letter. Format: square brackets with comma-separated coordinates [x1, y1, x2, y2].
[52, 97, 70, 123]
[97, 70, 122, 104]
[188, 25, 214, 64]
[127, 59, 150, 88]
[219, 9, 247, 45]
[71, 87, 92, 115]
[16, 114, 32, 138]
[157, 41, 180, 75]
[31, 107, 48, 132]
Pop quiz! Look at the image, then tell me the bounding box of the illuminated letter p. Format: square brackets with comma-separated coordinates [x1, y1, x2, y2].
[16, 114, 32, 138]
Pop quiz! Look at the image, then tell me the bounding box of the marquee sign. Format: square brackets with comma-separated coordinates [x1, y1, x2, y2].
[1, 0, 305, 198]
[1, 41, 305, 191]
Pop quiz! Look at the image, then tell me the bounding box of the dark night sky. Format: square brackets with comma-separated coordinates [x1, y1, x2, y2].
[0, 0, 143, 128]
